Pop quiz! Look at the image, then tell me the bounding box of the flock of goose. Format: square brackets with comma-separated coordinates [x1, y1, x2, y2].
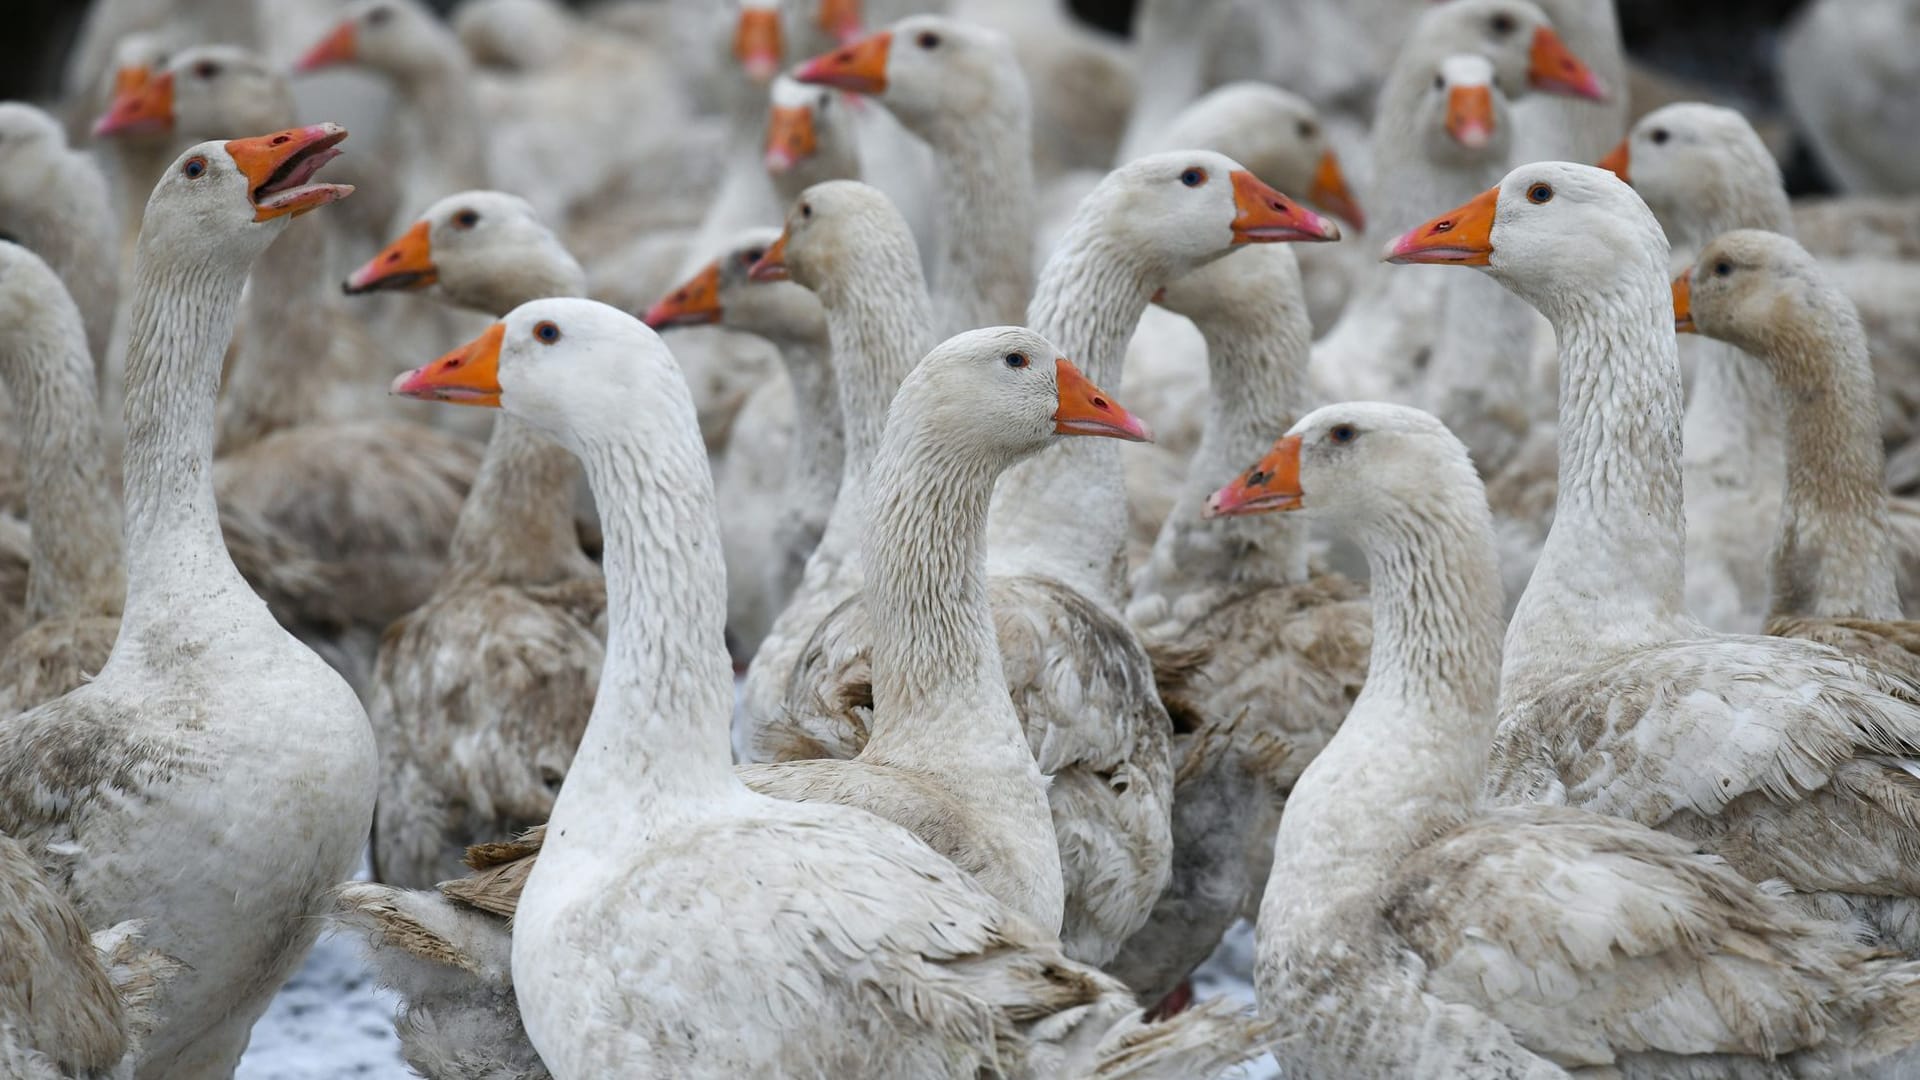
[2, 0, 1919, 1076]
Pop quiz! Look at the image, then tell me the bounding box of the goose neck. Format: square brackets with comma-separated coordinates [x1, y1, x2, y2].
[1117, 0, 1216, 162]
[446, 416, 588, 584]
[216, 214, 337, 452]
[1427, 272, 1540, 474]
[923, 96, 1034, 334]
[780, 336, 844, 512]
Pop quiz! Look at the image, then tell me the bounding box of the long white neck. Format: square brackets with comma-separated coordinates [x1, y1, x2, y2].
[1505, 258, 1689, 695]
[119, 236, 262, 630]
[394, 50, 489, 218]
[1116, 0, 1218, 163]
[216, 214, 339, 452]
[685, 90, 779, 277]
[1273, 488, 1505, 899]
[0, 284, 124, 622]
[1427, 270, 1542, 475]
[0, 160, 119, 383]
[919, 91, 1034, 336]
[1140, 254, 1314, 599]
[986, 217, 1156, 601]
[770, 332, 843, 594]
[548, 421, 740, 836]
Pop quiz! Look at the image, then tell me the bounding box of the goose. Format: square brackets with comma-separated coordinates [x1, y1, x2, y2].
[645, 229, 841, 643]
[763, 74, 860, 198]
[1676, 230, 1920, 662]
[1113, 242, 1371, 1009]
[1778, 0, 1920, 197]
[1209, 400, 1920, 1078]
[0, 833, 179, 1080]
[0, 104, 119, 387]
[1494, 0, 1626, 164]
[1113, 0, 1238, 166]
[0, 126, 376, 1077]
[0, 245, 125, 716]
[389, 300, 1271, 1078]
[761, 153, 1339, 966]
[794, 13, 1033, 333]
[1390, 162, 1920, 950]
[341, 190, 603, 890]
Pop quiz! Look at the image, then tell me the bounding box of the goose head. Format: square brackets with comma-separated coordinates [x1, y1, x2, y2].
[344, 190, 582, 314]
[1411, 0, 1607, 102]
[1673, 229, 1841, 365]
[1152, 83, 1364, 232]
[793, 15, 1027, 134]
[1411, 53, 1514, 166]
[392, 297, 688, 453]
[138, 126, 353, 258]
[0, 105, 76, 208]
[1385, 160, 1667, 322]
[745, 179, 916, 296]
[98, 46, 293, 145]
[297, 0, 460, 78]
[1090, 150, 1341, 278]
[764, 75, 858, 188]
[0, 241, 79, 347]
[729, 0, 786, 84]
[1596, 103, 1786, 251]
[890, 326, 1151, 468]
[644, 228, 825, 345]
[1206, 402, 1474, 526]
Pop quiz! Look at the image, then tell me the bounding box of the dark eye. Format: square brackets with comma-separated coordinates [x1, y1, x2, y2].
[1297, 120, 1316, 139]
[192, 60, 221, 79]
[534, 320, 561, 344]
[1004, 352, 1028, 368]
[1650, 128, 1669, 145]
[453, 209, 479, 229]
[916, 31, 940, 48]
[800, 202, 813, 219]
[367, 6, 393, 25]
[1433, 74, 1445, 91]
[1490, 13, 1516, 34]
[744, 248, 764, 264]
[816, 94, 830, 112]
[1180, 168, 1206, 187]
[1330, 424, 1356, 444]
[1526, 183, 1553, 204]
[182, 156, 207, 179]
[1713, 260, 1733, 277]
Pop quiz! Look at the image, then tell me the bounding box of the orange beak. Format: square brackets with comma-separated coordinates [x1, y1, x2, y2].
[94, 68, 174, 137]
[296, 20, 358, 72]
[747, 230, 791, 282]
[1598, 138, 1630, 182]
[1307, 149, 1365, 232]
[1054, 359, 1152, 442]
[1232, 170, 1342, 244]
[734, 8, 784, 82]
[345, 220, 436, 294]
[643, 262, 724, 329]
[817, 0, 864, 45]
[1671, 270, 1695, 334]
[793, 30, 891, 95]
[1384, 185, 1497, 266]
[226, 124, 354, 222]
[764, 105, 819, 174]
[392, 323, 505, 407]
[1205, 434, 1302, 517]
[1528, 26, 1606, 100]
[1446, 84, 1496, 149]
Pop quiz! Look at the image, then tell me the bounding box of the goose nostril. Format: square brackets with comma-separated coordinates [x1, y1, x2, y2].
[1247, 470, 1267, 486]
[272, 135, 290, 145]
[1092, 397, 1109, 410]
[1434, 220, 1455, 234]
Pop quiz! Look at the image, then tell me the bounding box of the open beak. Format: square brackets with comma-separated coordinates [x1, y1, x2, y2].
[747, 230, 790, 282]
[1206, 434, 1302, 517]
[734, 8, 784, 82]
[1598, 138, 1630, 182]
[764, 105, 818, 174]
[1528, 26, 1606, 100]
[226, 124, 354, 222]
[1054, 359, 1152, 442]
[794, 30, 891, 95]
[94, 68, 174, 137]
[392, 323, 504, 407]
[1671, 271, 1695, 333]
[644, 262, 724, 329]
[1232, 170, 1342, 244]
[1446, 84, 1496, 149]
[345, 220, 435, 294]
[1307, 149, 1365, 232]
[296, 20, 358, 72]
[817, 0, 864, 44]
[1384, 185, 1497, 265]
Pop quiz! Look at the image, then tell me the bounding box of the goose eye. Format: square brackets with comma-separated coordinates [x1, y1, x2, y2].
[1433, 74, 1445, 90]
[1330, 424, 1357, 444]
[1004, 352, 1028, 368]
[916, 31, 941, 48]
[1650, 128, 1669, 145]
[744, 248, 764, 264]
[367, 6, 393, 25]
[182, 156, 207, 179]
[1490, 13, 1516, 34]
[800, 202, 812, 219]
[1526, 183, 1554, 204]
[453, 209, 480, 229]
[534, 320, 562, 344]
[1179, 168, 1206, 187]
[193, 60, 221, 79]
[1713, 260, 1733, 277]
[1297, 120, 1317, 139]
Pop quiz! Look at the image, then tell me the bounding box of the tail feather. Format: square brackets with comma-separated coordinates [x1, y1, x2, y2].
[90, 919, 183, 1049]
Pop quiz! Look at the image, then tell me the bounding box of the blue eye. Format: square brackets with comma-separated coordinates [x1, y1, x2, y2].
[1004, 352, 1028, 368]
[183, 157, 207, 179]
[1180, 168, 1206, 187]
[1330, 424, 1356, 444]
[534, 321, 561, 344]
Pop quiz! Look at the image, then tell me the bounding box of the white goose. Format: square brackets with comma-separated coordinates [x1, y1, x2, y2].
[391, 301, 1273, 1079]
[1388, 162, 1920, 950]
[0, 104, 119, 384]
[0, 127, 376, 1077]
[1209, 400, 1920, 1078]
